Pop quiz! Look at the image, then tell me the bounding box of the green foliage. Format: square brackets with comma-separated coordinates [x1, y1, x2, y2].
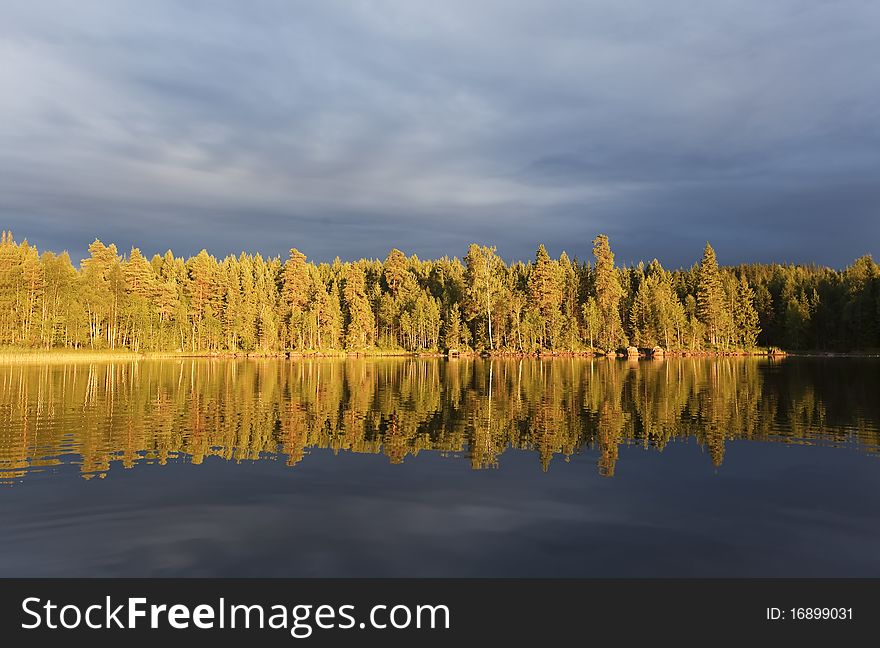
[343, 266, 375, 350]
[442, 302, 470, 351]
[591, 235, 627, 351]
[528, 244, 564, 348]
[733, 274, 761, 349]
[464, 244, 505, 350]
[696, 243, 729, 347]
[0, 230, 877, 354]
[629, 260, 687, 349]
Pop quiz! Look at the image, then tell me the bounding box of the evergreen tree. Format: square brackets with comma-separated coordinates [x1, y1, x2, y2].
[733, 274, 761, 349]
[557, 251, 581, 349]
[383, 248, 409, 298]
[281, 248, 311, 350]
[696, 242, 726, 347]
[582, 297, 599, 350]
[122, 247, 157, 351]
[442, 302, 470, 350]
[1, 230, 877, 355]
[591, 235, 627, 351]
[343, 266, 375, 349]
[528, 244, 564, 348]
[186, 249, 222, 351]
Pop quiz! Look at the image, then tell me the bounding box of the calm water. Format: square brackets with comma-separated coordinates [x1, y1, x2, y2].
[1, 356, 879, 577]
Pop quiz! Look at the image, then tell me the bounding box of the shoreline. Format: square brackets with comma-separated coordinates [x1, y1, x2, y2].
[1, 348, 876, 363]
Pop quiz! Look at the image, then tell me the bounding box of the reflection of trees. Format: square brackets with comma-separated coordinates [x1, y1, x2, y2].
[1, 357, 879, 483]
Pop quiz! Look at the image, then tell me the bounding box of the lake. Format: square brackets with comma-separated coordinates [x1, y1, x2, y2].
[1, 356, 879, 577]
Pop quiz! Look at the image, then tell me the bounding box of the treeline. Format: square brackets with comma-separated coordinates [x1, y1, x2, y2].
[0, 230, 877, 353]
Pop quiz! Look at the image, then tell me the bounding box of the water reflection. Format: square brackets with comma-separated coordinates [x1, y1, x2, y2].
[1, 357, 878, 485]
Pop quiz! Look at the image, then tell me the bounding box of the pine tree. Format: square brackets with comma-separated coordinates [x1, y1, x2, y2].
[733, 274, 761, 348]
[442, 302, 470, 350]
[307, 279, 342, 349]
[3, 230, 879, 355]
[343, 266, 375, 349]
[122, 247, 158, 351]
[186, 249, 221, 351]
[383, 248, 409, 298]
[0, 231, 18, 344]
[629, 260, 686, 350]
[221, 256, 242, 351]
[629, 278, 653, 347]
[253, 254, 281, 352]
[152, 251, 181, 350]
[685, 294, 703, 350]
[582, 297, 599, 350]
[528, 244, 564, 348]
[591, 235, 626, 351]
[281, 248, 311, 350]
[558, 251, 581, 349]
[696, 242, 725, 347]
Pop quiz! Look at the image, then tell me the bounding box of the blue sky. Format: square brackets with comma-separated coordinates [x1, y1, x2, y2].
[1, 1, 878, 267]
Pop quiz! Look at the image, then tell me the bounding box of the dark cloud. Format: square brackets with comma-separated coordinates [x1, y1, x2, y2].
[0, 1, 877, 267]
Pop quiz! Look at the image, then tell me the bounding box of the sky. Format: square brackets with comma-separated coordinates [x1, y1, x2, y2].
[1, 0, 878, 268]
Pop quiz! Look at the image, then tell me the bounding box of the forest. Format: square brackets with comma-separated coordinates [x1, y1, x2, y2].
[0, 230, 877, 354]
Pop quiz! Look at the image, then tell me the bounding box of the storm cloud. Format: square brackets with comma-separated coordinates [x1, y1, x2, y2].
[1, 0, 878, 267]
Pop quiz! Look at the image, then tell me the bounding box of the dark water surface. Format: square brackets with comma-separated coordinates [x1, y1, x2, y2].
[1, 357, 878, 577]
